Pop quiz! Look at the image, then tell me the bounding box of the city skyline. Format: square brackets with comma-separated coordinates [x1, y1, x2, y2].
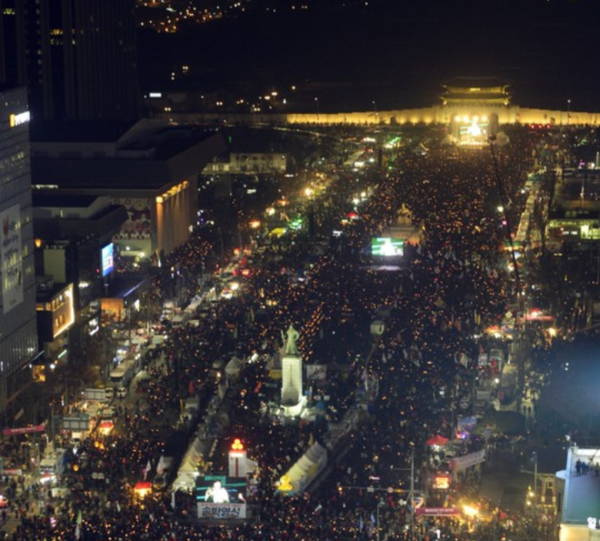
[136, 0, 600, 111]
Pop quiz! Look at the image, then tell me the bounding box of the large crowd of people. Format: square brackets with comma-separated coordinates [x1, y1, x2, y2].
[3, 132, 561, 541]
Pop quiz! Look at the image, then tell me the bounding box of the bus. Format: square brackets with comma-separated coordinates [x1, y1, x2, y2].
[109, 359, 136, 388]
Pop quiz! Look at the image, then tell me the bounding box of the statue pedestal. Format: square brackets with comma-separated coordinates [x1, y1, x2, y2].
[282, 396, 307, 418]
[281, 354, 304, 418]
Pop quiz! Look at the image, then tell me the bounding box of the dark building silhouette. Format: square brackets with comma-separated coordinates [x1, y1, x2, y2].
[0, 0, 26, 87]
[8, 0, 140, 123]
[0, 86, 39, 413]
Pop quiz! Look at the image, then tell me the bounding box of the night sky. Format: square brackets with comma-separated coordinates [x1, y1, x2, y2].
[139, 0, 600, 112]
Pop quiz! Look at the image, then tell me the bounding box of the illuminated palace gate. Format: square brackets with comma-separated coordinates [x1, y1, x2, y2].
[440, 77, 508, 147]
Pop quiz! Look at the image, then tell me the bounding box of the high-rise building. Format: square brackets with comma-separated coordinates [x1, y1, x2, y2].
[22, 0, 140, 123]
[0, 85, 39, 412]
[0, 0, 26, 87]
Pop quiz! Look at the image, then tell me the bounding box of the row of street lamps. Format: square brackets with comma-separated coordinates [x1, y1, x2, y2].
[338, 449, 417, 541]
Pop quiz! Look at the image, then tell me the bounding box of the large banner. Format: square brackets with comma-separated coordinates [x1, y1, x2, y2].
[450, 449, 486, 472]
[197, 502, 246, 519]
[0, 204, 24, 314]
[416, 507, 460, 517]
[2, 423, 46, 436]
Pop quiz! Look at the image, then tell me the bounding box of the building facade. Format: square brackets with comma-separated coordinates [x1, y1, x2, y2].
[30, 121, 227, 260]
[21, 0, 139, 122]
[33, 194, 128, 367]
[204, 152, 289, 175]
[0, 85, 38, 411]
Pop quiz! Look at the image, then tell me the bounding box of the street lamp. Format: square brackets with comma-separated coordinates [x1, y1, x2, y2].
[532, 451, 538, 515]
[376, 498, 385, 541]
[567, 99, 571, 125]
[393, 448, 416, 540]
[314, 97, 320, 120]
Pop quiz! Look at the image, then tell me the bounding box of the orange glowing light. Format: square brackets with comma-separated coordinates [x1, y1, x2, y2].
[231, 438, 244, 451]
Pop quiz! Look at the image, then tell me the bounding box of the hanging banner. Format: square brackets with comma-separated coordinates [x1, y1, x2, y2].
[416, 507, 461, 517]
[197, 502, 246, 519]
[449, 449, 486, 472]
[0, 204, 24, 314]
[2, 423, 46, 436]
[2, 468, 23, 476]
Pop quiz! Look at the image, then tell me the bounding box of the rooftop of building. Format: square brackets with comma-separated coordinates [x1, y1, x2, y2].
[31, 121, 137, 144]
[30, 120, 227, 192]
[36, 281, 72, 304]
[215, 126, 296, 154]
[548, 209, 600, 220]
[562, 446, 600, 525]
[103, 273, 149, 300]
[32, 195, 128, 242]
[31, 119, 223, 160]
[32, 194, 99, 208]
[442, 77, 510, 94]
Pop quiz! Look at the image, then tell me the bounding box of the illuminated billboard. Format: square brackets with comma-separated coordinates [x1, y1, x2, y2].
[196, 476, 247, 504]
[101, 243, 114, 277]
[196, 476, 247, 519]
[371, 237, 404, 257]
[455, 116, 489, 146]
[52, 283, 75, 339]
[433, 474, 450, 490]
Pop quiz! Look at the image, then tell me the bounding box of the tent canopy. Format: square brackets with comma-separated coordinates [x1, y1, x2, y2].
[225, 356, 245, 376]
[279, 442, 327, 495]
[426, 434, 449, 446]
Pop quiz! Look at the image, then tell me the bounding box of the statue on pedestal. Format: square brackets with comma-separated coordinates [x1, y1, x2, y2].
[280, 323, 305, 416]
[281, 324, 300, 356]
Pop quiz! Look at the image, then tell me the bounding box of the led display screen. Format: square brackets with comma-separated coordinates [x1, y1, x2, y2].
[371, 237, 404, 257]
[101, 243, 114, 277]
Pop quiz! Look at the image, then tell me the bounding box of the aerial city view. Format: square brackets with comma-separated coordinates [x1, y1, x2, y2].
[2, 0, 600, 540]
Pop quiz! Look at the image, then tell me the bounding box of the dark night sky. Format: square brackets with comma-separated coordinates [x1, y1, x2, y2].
[139, 0, 600, 111]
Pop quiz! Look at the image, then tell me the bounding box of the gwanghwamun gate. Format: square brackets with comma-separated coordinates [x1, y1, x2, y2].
[162, 77, 599, 140]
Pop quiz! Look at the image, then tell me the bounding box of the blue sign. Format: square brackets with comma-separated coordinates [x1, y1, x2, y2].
[101, 243, 114, 277]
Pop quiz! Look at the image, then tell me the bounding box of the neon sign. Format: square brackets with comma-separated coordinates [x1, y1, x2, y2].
[9, 111, 30, 127]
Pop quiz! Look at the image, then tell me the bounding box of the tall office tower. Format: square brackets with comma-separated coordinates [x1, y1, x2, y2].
[24, 0, 140, 122]
[0, 0, 26, 87]
[0, 86, 38, 412]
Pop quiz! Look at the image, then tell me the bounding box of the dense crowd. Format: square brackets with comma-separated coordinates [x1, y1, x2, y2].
[4, 135, 557, 541]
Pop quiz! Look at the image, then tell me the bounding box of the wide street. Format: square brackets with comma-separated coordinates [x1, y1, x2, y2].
[0, 124, 575, 541]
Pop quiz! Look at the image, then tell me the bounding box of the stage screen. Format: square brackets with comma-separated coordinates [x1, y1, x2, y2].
[101, 243, 114, 277]
[196, 476, 247, 504]
[457, 118, 489, 146]
[371, 237, 404, 257]
[196, 476, 248, 519]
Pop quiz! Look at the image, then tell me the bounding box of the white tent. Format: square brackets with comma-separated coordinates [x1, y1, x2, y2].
[413, 142, 429, 155]
[279, 442, 327, 495]
[440, 134, 458, 147]
[178, 436, 204, 473]
[172, 471, 197, 492]
[172, 435, 206, 492]
[225, 356, 245, 376]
